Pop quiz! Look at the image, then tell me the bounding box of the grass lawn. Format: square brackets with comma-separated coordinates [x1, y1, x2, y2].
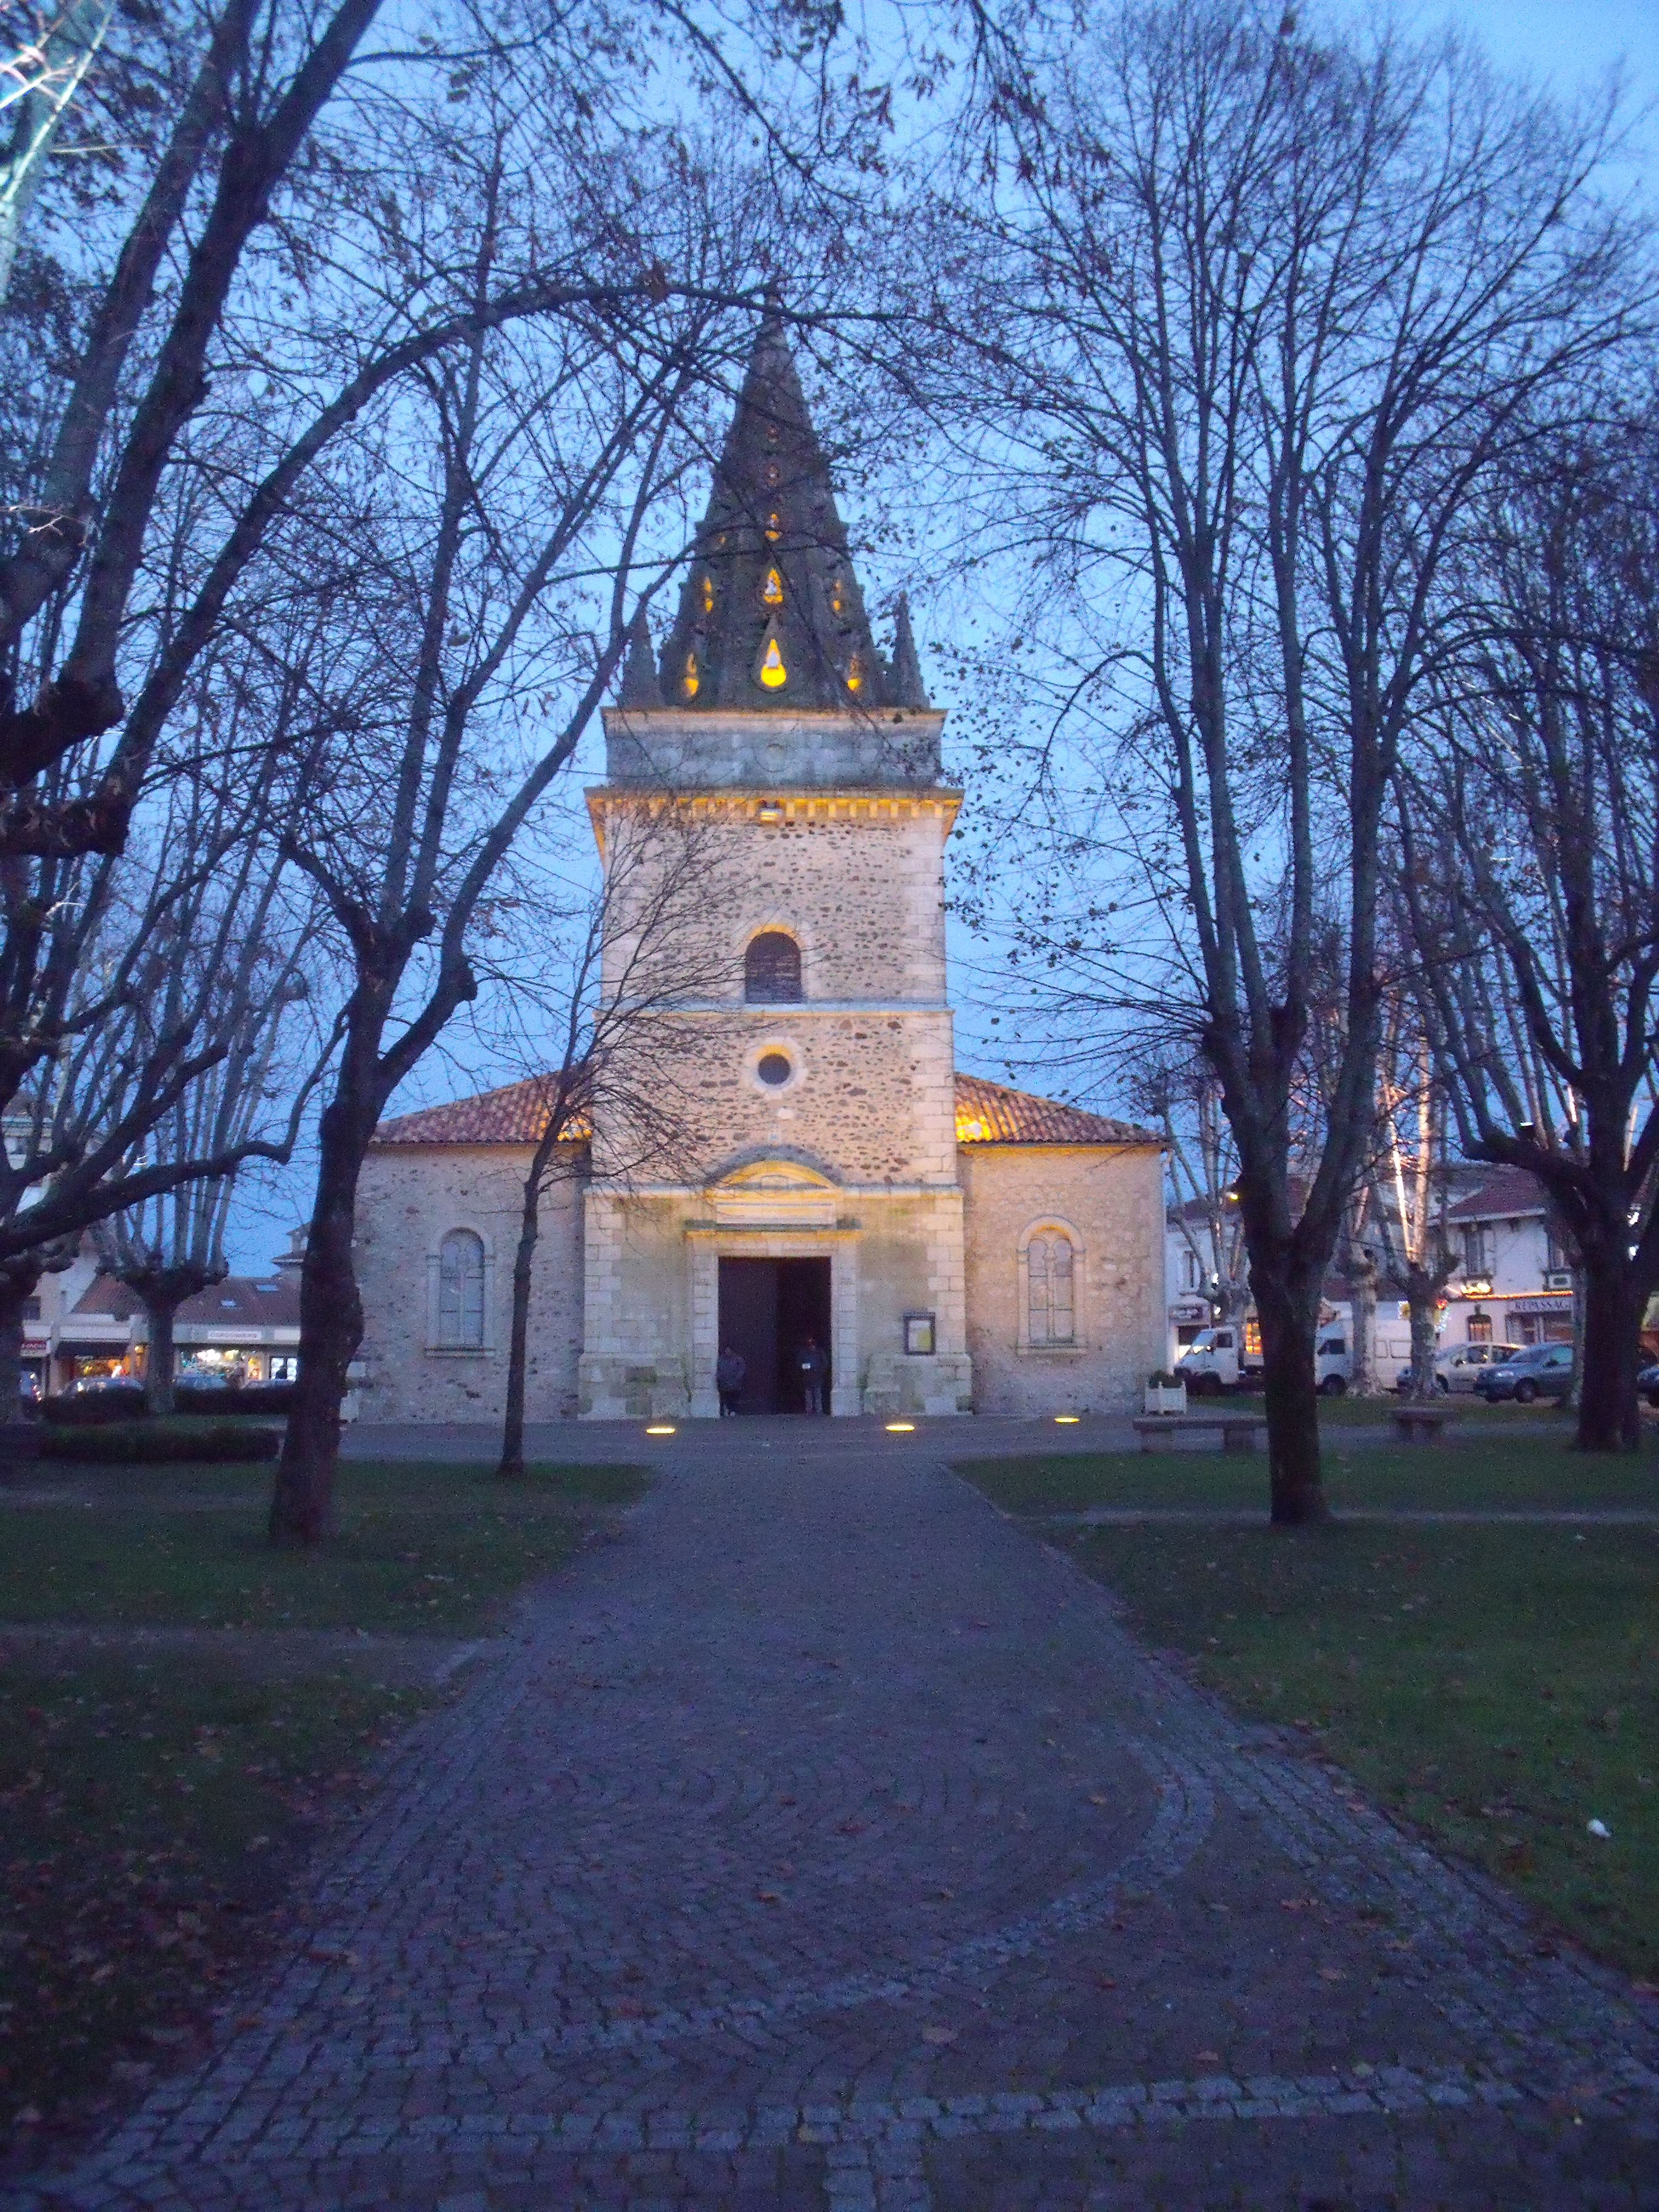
[0, 1455, 648, 2154]
[1311, 1392, 1578, 1428]
[1053, 1517, 1659, 1982]
[1, 1656, 423, 2150]
[954, 1436, 1659, 1517]
[0, 1458, 649, 1634]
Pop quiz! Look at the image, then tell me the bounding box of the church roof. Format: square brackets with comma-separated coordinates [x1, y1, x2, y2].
[373, 1076, 591, 1147]
[644, 317, 928, 714]
[373, 1070, 1153, 1150]
[954, 1074, 1158, 1148]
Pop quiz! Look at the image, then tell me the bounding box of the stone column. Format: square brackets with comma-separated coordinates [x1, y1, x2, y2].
[688, 1238, 720, 1418]
[830, 1241, 860, 1416]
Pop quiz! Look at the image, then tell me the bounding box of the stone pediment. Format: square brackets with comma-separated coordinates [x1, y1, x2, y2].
[709, 1157, 839, 1227]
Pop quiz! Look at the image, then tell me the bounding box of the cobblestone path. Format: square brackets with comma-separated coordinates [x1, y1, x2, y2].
[18, 1436, 1659, 2209]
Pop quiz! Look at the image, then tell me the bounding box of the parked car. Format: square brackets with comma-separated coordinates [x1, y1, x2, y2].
[1475, 1341, 1574, 1404]
[1637, 1360, 1659, 1410]
[1394, 1343, 1523, 1395]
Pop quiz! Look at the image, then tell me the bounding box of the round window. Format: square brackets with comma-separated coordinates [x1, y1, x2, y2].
[756, 1051, 793, 1087]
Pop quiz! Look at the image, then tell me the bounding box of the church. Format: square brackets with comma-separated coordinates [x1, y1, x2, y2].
[352, 325, 1165, 1422]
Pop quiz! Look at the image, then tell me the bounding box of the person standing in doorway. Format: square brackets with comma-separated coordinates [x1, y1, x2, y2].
[797, 1334, 827, 1416]
[716, 1344, 746, 1418]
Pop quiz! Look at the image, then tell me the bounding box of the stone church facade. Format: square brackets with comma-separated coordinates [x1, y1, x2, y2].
[353, 326, 1164, 1423]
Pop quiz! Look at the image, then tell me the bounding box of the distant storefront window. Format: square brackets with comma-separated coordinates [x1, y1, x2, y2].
[1467, 1312, 1491, 1343]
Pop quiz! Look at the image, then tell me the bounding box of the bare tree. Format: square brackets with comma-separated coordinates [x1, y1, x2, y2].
[472, 805, 738, 1477]
[1366, 996, 1458, 1399]
[89, 888, 319, 1416]
[0, 1, 115, 301]
[0, 725, 333, 1407]
[1131, 1054, 1248, 1330]
[261, 189, 788, 1543]
[917, 0, 1646, 1518]
[1399, 402, 1659, 1449]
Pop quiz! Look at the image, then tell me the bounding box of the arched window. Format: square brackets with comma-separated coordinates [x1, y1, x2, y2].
[437, 1229, 486, 1348]
[745, 930, 802, 1004]
[1025, 1231, 1077, 1347]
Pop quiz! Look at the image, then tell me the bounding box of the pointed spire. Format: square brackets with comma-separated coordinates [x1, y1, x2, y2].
[655, 317, 897, 711]
[888, 594, 930, 709]
[617, 605, 661, 706]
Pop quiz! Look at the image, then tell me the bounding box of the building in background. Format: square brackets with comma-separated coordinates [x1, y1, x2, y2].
[1439, 1169, 1575, 1349]
[22, 1235, 302, 1395]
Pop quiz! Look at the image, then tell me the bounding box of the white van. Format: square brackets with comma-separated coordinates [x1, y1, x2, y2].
[1176, 1312, 1352, 1396]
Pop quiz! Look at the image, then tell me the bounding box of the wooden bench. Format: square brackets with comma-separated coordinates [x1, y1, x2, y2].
[1389, 1404, 1456, 1445]
[1132, 1413, 1266, 1454]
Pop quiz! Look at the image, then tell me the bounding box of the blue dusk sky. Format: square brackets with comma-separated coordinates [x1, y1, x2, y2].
[226, 0, 1658, 1270]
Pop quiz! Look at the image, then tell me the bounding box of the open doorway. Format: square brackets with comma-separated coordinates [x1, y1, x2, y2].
[717, 1256, 832, 1413]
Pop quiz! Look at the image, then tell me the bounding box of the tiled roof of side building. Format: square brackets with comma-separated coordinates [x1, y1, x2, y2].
[72, 1275, 303, 1327]
[1445, 1165, 1550, 1222]
[373, 1076, 592, 1147]
[954, 1074, 1158, 1147]
[371, 1070, 1152, 1149]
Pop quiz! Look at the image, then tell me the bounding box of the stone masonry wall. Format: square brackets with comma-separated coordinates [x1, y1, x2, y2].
[354, 1144, 585, 1424]
[960, 1144, 1165, 1416]
[594, 795, 960, 1188]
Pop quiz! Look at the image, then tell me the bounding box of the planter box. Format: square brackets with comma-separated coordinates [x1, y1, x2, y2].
[1144, 1382, 1187, 1416]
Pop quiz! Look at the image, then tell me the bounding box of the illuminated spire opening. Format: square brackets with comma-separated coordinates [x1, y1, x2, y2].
[681, 651, 699, 699]
[762, 568, 784, 605]
[759, 637, 787, 689]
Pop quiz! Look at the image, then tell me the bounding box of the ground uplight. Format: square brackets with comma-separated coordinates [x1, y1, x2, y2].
[1054, 1414, 1080, 1425]
[644, 1424, 677, 1436]
[885, 1421, 916, 1433]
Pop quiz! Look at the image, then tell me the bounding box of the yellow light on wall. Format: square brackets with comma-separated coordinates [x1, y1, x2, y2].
[765, 511, 782, 540]
[845, 652, 863, 694]
[762, 567, 784, 605]
[700, 574, 714, 614]
[759, 638, 787, 689]
[681, 651, 699, 699]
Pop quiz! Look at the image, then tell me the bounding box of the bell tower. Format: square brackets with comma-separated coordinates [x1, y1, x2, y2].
[578, 320, 973, 1421]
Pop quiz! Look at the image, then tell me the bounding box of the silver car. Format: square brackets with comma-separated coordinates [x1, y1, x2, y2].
[1395, 1342, 1522, 1395]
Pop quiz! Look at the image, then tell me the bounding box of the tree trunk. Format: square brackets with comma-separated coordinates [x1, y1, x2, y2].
[140, 1291, 179, 1415]
[268, 1094, 369, 1546]
[1406, 1267, 1440, 1399]
[1575, 1250, 1646, 1453]
[1252, 1259, 1328, 1525]
[0, 1267, 35, 1426]
[1349, 1249, 1378, 1396]
[498, 1170, 543, 1479]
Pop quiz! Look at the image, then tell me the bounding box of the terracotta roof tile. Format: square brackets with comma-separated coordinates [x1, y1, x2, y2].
[373, 1069, 1151, 1151]
[953, 1074, 1158, 1147]
[374, 1076, 591, 1147]
[1446, 1166, 1549, 1222]
[70, 1275, 303, 1326]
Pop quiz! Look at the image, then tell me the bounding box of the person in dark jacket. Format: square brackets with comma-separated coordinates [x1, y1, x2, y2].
[797, 1335, 827, 1415]
[715, 1345, 746, 1416]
